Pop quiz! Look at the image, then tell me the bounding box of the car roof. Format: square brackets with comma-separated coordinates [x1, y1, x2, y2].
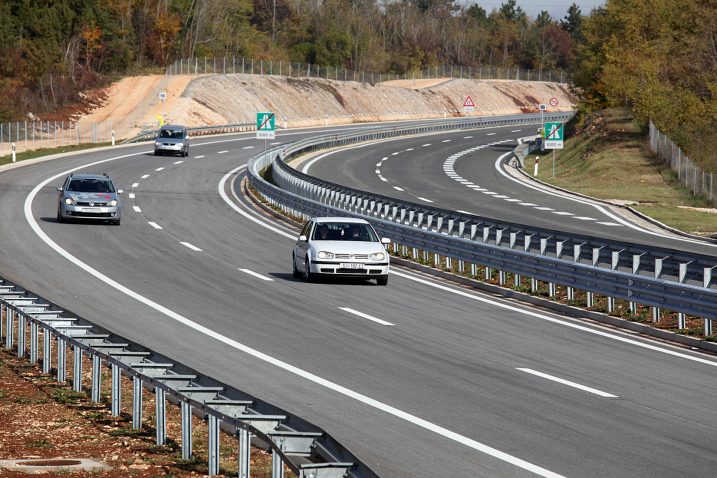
[160, 124, 186, 130]
[312, 217, 368, 224]
[67, 173, 112, 181]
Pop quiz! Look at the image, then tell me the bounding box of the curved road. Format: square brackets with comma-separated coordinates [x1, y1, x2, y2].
[0, 124, 716, 477]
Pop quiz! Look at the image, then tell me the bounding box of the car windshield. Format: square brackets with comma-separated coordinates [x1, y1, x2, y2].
[66, 179, 115, 193]
[312, 222, 378, 242]
[159, 128, 184, 139]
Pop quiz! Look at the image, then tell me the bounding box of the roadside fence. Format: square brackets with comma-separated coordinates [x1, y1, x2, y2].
[0, 120, 117, 148]
[166, 57, 570, 84]
[649, 120, 716, 205]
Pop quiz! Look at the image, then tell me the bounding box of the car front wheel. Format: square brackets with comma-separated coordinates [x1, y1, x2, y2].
[292, 254, 301, 278]
[304, 257, 315, 283]
[57, 208, 64, 223]
[376, 275, 388, 286]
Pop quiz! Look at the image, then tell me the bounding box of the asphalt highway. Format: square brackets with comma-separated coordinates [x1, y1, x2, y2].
[1, 123, 716, 477]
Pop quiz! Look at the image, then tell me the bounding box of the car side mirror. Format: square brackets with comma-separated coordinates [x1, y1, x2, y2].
[299, 235, 308, 242]
[117, 189, 124, 194]
[185, 135, 189, 140]
[56, 187, 63, 192]
[381, 238, 390, 245]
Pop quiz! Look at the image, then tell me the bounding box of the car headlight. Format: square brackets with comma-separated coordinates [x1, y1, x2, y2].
[317, 251, 334, 259]
[155, 141, 161, 146]
[369, 252, 385, 261]
[64, 197, 75, 205]
[107, 199, 118, 207]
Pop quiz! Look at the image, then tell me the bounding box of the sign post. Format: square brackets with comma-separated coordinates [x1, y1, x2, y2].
[158, 91, 167, 123]
[544, 122, 564, 179]
[256, 112, 276, 155]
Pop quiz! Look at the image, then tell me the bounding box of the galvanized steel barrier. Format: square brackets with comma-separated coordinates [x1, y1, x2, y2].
[246, 114, 717, 336]
[0, 278, 378, 478]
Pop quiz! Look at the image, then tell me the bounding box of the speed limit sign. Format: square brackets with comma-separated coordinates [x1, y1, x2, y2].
[549, 97, 559, 107]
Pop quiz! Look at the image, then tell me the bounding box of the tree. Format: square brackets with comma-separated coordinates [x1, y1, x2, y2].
[561, 3, 583, 42]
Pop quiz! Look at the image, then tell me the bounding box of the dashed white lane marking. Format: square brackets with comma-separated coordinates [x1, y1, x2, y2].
[552, 211, 574, 216]
[416, 196, 434, 203]
[155, 167, 165, 171]
[242, 146, 254, 150]
[517, 368, 619, 398]
[131, 182, 139, 188]
[575, 216, 597, 221]
[457, 210, 476, 215]
[519, 202, 537, 206]
[393, 186, 404, 191]
[482, 191, 498, 195]
[132, 206, 142, 213]
[511, 129, 523, 133]
[195, 155, 205, 159]
[180, 242, 202, 252]
[380, 177, 388, 182]
[392, 152, 399, 156]
[494, 195, 509, 199]
[463, 136, 473, 139]
[141, 174, 150, 179]
[270, 142, 280, 145]
[405, 148, 414, 151]
[422, 143, 431, 147]
[597, 222, 623, 226]
[441, 139, 451, 143]
[148, 222, 163, 229]
[128, 193, 135, 199]
[534, 206, 554, 211]
[505, 198, 522, 202]
[218, 150, 228, 154]
[339, 307, 394, 326]
[174, 160, 183, 164]
[239, 268, 274, 281]
[486, 133, 496, 136]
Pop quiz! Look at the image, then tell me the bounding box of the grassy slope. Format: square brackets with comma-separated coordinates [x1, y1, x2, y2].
[526, 108, 717, 236]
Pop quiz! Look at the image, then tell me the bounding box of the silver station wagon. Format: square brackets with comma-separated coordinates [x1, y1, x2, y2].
[56, 173, 123, 225]
[293, 217, 391, 285]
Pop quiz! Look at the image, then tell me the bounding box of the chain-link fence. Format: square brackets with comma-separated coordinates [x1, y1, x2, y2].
[649, 120, 715, 205]
[166, 57, 569, 84]
[0, 121, 117, 149]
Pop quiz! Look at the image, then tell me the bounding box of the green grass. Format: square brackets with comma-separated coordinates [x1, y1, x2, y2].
[0, 142, 113, 166]
[527, 108, 717, 235]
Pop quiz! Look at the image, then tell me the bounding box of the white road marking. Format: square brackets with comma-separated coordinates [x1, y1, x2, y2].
[131, 182, 139, 188]
[392, 152, 399, 156]
[519, 202, 537, 206]
[174, 160, 184, 165]
[457, 210, 476, 215]
[505, 198, 522, 202]
[195, 155, 205, 159]
[574, 216, 597, 221]
[242, 146, 254, 150]
[405, 148, 414, 151]
[441, 139, 451, 143]
[511, 130, 522, 133]
[339, 307, 394, 326]
[375, 169, 381, 174]
[132, 206, 142, 213]
[463, 136, 473, 139]
[148, 222, 163, 229]
[393, 186, 404, 191]
[422, 143, 431, 147]
[180, 242, 202, 252]
[218, 150, 228, 154]
[517, 368, 618, 398]
[380, 177, 388, 182]
[270, 142, 281, 145]
[128, 193, 135, 199]
[239, 268, 274, 281]
[155, 167, 165, 171]
[416, 196, 434, 203]
[482, 191, 498, 195]
[597, 222, 623, 226]
[552, 211, 574, 216]
[494, 195, 509, 199]
[534, 206, 554, 211]
[486, 133, 496, 136]
[141, 174, 150, 179]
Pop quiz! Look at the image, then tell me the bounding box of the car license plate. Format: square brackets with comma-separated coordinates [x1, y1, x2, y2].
[340, 263, 364, 269]
[82, 207, 101, 213]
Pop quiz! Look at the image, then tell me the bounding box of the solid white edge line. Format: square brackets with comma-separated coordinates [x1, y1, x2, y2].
[517, 368, 618, 398]
[238, 268, 274, 281]
[339, 307, 394, 326]
[180, 241, 202, 252]
[147, 222, 163, 229]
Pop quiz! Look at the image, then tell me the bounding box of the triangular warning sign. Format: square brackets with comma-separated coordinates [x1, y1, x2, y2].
[463, 96, 475, 107]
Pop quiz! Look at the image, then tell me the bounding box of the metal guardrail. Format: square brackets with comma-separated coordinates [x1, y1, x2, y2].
[0, 278, 379, 478]
[246, 113, 717, 335]
[122, 122, 256, 144]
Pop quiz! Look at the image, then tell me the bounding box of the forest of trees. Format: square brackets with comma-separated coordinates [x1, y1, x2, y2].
[1, 0, 716, 168]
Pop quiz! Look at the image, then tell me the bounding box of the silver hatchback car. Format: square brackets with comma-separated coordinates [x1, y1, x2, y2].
[154, 125, 189, 156]
[293, 217, 391, 285]
[56, 173, 123, 225]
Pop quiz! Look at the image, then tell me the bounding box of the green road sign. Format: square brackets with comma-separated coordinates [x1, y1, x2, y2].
[256, 112, 275, 139]
[544, 122, 563, 149]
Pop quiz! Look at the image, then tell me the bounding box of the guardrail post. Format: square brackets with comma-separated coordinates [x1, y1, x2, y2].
[181, 401, 193, 459]
[445, 256, 452, 270]
[111, 363, 121, 416]
[43, 328, 52, 373]
[607, 250, 623, 313]
[155, 386, 166, 445]
[132, 376, 143, 429]
[238, 427, 250, 478]
[5, 307, 13, 348]
[568, 244, 583, 302]
[678, 262, 691, 329]
[705, 267, 715, 336]
[587, 247, 604, 308]
[0, 303, 4, 343]
[208, 414, 220, 475]
[17, 312, 26, 358]
[57, 337, 66, 382]
[272, 448, 285, 478]
[91, 354, 101, 403]
[73, 346, 82, 392]
[30, 321, 39, 363]
[630, 254, 644, 314]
